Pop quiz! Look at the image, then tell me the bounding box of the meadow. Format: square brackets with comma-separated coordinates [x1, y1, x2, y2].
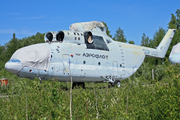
[0, 64, 179, 120]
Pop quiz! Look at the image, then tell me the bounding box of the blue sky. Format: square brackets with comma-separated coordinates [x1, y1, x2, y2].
[0, 0, 180, 45]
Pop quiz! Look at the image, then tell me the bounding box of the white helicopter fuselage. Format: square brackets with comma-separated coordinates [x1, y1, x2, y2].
[5, 21, 176, 85]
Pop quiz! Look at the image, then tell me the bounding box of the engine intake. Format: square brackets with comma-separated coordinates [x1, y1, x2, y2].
[44, 31, 57, 42]
[56, 31, 64, 42]
[44, 30, 84, 44]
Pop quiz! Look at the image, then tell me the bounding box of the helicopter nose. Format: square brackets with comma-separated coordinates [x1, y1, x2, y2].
[169, 53, 180, 64]
[5, 59, 22, 74]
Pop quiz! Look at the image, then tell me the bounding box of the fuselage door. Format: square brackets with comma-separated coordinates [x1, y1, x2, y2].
[62, 54, 71, 75]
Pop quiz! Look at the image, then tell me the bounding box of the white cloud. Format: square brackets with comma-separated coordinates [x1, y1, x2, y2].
[0, 29, 15, 34]
[1, 13, 20, 16]
[15, 16, 45, 20]
[0, 29, 35, 35]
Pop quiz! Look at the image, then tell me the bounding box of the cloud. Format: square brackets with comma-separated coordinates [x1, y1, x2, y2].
[9, 13, 20, 15]
[0, 29, 15, 34]
[15, 15, 45, 20]
[0, 29, 35, 35]
[1, 13, 20, 16]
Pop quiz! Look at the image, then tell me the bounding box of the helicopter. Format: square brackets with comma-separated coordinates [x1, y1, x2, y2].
[5, 21, 176, 88]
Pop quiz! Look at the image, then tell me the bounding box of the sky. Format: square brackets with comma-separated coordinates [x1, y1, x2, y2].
[0, 0, 180, 46]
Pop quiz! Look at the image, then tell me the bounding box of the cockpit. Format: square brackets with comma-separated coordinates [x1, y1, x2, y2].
[84, 31, 109, 51]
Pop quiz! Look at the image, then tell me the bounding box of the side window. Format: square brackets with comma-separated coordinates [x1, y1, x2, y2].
[84, 32, 109, 51]
[93, 36, 109, 51]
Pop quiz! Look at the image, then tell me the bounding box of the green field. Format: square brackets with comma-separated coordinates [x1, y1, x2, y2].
[0, 64, 179, 120]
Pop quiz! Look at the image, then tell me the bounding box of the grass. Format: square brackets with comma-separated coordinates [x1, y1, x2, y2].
[0, 65, 179, 119]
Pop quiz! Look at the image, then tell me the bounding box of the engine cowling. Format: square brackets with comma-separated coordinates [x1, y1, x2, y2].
[56, 31, 64, 42]
[44, 30, 86, 44]
[44, 31, 57, 42]
[56, 30, 85, 44]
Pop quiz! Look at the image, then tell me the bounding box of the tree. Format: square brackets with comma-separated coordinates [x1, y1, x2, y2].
[102, 21, 112, 38]
[113, 27, 127, 43]
[175, 9, 180, 29]
[167, 9, 180, 58]
[128, 40, 135, 44]
[4, 33, 19, 62]
[141, 33, 150, 47]
[168, 14, 177, 29]
[0, 45, 5, 61]
[151, 27, 166, 48]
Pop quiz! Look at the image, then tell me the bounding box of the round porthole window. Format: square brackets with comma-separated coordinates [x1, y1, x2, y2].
[83, 61, 86, 64]
[98, 62, 101, 65]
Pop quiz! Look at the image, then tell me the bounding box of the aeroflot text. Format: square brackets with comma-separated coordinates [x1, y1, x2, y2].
[83, 53, 108, 59]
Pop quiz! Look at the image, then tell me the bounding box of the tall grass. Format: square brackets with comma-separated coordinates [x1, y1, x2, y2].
[0, 65, 179, 119]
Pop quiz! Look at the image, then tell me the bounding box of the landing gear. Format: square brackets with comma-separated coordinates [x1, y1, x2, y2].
[100, 76, 121, 88]
[39, 77, 42, 84]
[110, 80, 121, 87]
[72, 82, 85, 89]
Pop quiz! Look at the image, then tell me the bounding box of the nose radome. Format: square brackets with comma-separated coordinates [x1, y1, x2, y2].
[5, 59, 22, 74]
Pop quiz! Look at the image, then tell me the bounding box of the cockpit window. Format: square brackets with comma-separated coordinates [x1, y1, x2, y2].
[99, 27, 104, 32]
[84, 34, 109, 51]
[93, 36, 109, 50]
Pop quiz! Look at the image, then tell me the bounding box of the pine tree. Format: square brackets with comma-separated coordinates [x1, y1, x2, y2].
[168, 14, 177, 29]
[113, 27, 127, 43]
[175, 9, 180, 29]
[141, 33, 150, 47]
[152, 27, 166, 48]
[4, 33, 19, 61]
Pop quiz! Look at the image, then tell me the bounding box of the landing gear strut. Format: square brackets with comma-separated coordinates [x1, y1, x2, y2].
[110, 80, 121, 87]
[39, 77, 42, 84]
[72, 82, 85, 89]
[100, 76, 121, 88]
